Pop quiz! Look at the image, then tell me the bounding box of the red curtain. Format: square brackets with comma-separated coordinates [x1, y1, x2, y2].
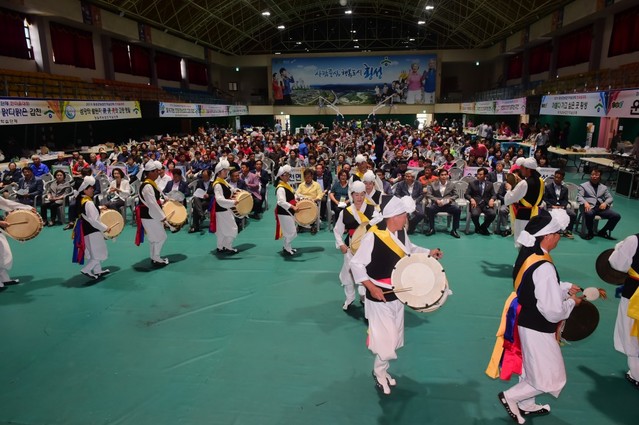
[529, 42, 551, 74]
[507, 54, 523, 80]
[608, 5, 639, 57]
[130, 45, 151, 77]
[0, 8, 31, 59]
[155, 52, 181, 81]
[557, 26, 592, 68]
[50, 22, 95, 69]
[188, 61, 208, 85]
[112, 39, 131, 74]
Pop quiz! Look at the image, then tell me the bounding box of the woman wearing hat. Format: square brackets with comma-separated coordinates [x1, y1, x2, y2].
[211, 160, 239, 254]
[351, 195, 443, 395]
[72, 176, 109, 279]
[275, 165, 298, 256]
[135, 161, 169, 265]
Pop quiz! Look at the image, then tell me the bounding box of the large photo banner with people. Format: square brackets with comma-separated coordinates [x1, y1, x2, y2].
[271, 54, 437, 105]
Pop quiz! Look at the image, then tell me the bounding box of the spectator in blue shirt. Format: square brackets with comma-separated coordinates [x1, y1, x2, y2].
[29, 155, 50, 178]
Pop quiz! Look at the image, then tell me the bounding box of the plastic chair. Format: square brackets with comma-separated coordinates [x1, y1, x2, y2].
[448, 167, 462, 181]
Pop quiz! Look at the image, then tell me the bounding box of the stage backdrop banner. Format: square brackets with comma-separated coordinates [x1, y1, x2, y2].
[159, 102, 200, 118]
[474, 101, 496, 115]
[228, 105, 248, 115]
[200, 104, 228, 117]
[461, 102, 474, 113]
[606, 89, 639, 118]
[540, 92, 606, 117]
[272, 54, 438, 105]
[495, 98, 527, 115]
[62, 100, 141, 122]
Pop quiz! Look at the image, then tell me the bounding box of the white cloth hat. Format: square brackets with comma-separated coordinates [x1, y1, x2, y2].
[362, 170, 376, 182]
[355, 154, 367, 164]
[78, 176, 96, 193]
[380, 195, 416, 218]
[522, 157, 538, 170]
[516, 209, 569, 247]
[351, 181, 366, 193]
[215, 160, 230, 174]
[143, 161, 161, 172]
[515, 157, 526, 166]
[276, 164, 292, 178]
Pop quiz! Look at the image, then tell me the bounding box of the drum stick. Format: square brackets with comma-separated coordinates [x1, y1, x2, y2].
[6, 221, 28, 226]
[382, 287, 412, 295]
[166, 210, 175, 220]
[296, 207, 313, 211]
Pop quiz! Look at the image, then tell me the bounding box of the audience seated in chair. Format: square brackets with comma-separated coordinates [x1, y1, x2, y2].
[40, 170, 72, 226]
[101, 168, 131, 212]
[577, 168, 621, 240]
[393, 169, 425, 235]
[16, 167, 43, 206]
[542, 169, 576, 238]
[426, 169, 461, 238]
[464, 167, 496, 235]
[189, 169, 214, 233]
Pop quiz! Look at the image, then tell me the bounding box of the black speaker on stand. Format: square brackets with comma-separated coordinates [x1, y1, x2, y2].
[616, 169, 639, 198]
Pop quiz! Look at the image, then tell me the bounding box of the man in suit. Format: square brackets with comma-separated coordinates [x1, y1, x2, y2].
[189, 169, 214, 233]
[16, 167, 43, 206]
[487, 161, 507, 184]
[426, 169, 461, 238]
[465, 167, 496, 235]
[315, 163, 332, 221]
[393, 170, 425, 235]
[162, 168, 190, 205]
[577, 168, 621, 240]
[543, 169, 576, 238]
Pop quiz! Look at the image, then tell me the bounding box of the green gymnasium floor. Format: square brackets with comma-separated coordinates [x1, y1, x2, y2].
[1, 175, 637, 425]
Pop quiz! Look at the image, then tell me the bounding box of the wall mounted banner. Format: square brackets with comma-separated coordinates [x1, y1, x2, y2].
[474, 101, 496, 115]
[228, 105, 248, 115]
[495, 97, 527, 115]
[271, 54, 438, 105]
[461, 102, 474, 113]
[0, 98, 141, 126]
[200, 104, 228, 117]
[540, 92, 606, 117]
[606, 89, 639, 118]
[159, 102, 200, 118]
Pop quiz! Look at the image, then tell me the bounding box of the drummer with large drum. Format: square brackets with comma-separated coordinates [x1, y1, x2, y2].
[211, 160, 240, 254]
[0, 196, 38, 289]
[135, 161, 170, 266]
[333, 180, 379, 310]
[351, 195, 443, 395]
[274, 165, 298, 256]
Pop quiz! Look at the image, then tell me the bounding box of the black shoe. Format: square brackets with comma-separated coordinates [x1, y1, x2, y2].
[63, 223, 73, 230]
[151, 260, 168, 266]
[501, 230, 511, 237]
[81, 271, 99, 280]
[597, 230, 615, 240]
[626, 372, 639, 390]
[188, 227, 197, 233]
[425, 229, 435, 236]
[520, 405, 551, 416]
[282, 249, 294, 256]
[3, 279, 20, 286]
[226, 248, 239, 254]
[450, 230, 460, 239]
[582, 233, 594, 240]
[497, 392, 523, 424]
[310, 226, 317, 235]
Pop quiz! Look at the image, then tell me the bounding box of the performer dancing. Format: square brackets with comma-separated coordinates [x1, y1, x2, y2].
[0, 197, 35, 289]
[211, 160, 239, 254]
[275, 165, 298, 256]
[72, 177, 109, 279]
[609, 233, 639, 390]
[135, 161, 169, 266]
[351, 195, 443, 395]
[333, 181, 379, 310]
[488, 209, 581, 424]
[504, 158, 544, 247]
[363, 170, 383, 205]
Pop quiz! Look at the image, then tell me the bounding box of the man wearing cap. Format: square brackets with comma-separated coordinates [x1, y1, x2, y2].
[489, 209, 582, 424]
[608, 233, 639, 390]
[136, 161, 169, 265]
[0, 197, 35, 289]
[211, 160, 239, 254]
[504, 158, 544, 247]
[275, 165, 298, 256]
[351, 195, 443, 395]
[333, 181, 380, 310]
[72, 176, 109, 279]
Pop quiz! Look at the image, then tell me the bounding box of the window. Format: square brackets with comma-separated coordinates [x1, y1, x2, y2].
[0, 8, 32, 60]
[608, 5, 639, 57]
[228, 82, 238, 91]
[50, 22, 95, 69]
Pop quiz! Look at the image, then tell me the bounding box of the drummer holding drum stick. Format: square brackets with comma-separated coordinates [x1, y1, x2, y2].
[0, 197, 36, 289]
[135, 161, 170, 266]
[211, 160, 240, 254]
[275, 165, 299, 256]
[351, 195, 443, 395]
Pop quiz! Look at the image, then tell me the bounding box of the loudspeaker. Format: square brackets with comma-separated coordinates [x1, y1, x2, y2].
[616, 169, 638, 198]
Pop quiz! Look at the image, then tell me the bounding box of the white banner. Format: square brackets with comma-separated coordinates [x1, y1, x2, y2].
[461, 102, 474, 113]
[537, 167, 559, 180]
[228, 105, 248, 116]
[606, 89, 639, 118]
[495, 98, 527, 115]
[159, 102, 200, 118]
[62, 100, 141, 122]
[540, 92, 606, 117]
[474, 101, 495, 115]
[200, 104, 228, 117]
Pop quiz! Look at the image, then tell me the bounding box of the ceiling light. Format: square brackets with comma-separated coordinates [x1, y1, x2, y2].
[345, 10, 352, 15]
[418, 20, 425, 25]
[277, 25, 285, 30]
[350, 30, 356, 33]
[475, 61, 480, 66]
[262, 11, 270, 16]
[296, 41, 302, 45]
[275, 52, 281, 55]
[354, 45, 360, 48]
[425, 5, 434, 11]
[409, 38, 415, 41]
[353, 39, 358, 42]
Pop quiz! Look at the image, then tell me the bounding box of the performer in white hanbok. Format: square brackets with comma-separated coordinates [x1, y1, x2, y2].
[492, 209, 582, 424]
[362, 170, 384, 205]
[609, 233, 639, 390]
[72, 177, 109, 279]
[211, 160, 239, 254]
[333, 181, 379, 310]
[135, 161, 169, 266]
[274, 165, 298, 256]
[0, 197, 35, 288]
[351, 195, 443, 395]
[504, 158, 544, 248]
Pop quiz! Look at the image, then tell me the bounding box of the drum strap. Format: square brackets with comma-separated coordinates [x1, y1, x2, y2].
[485, 253, 552, 380]
[627, 270, 639, 338]
[346, 205, 369, 225]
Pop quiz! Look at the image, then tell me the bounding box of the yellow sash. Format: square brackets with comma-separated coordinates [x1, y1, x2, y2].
[370, 224, 406, 259]
[485, 252, 552, 378]
[80, 195, 91, 206]
[628, 267, 639, 338]
[509, 177, 544, 227]
[143, 178, 159, 191]
[213, 177, 230, 188]
[277, 181, 294, 193]
[347, 205, 370, 224]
